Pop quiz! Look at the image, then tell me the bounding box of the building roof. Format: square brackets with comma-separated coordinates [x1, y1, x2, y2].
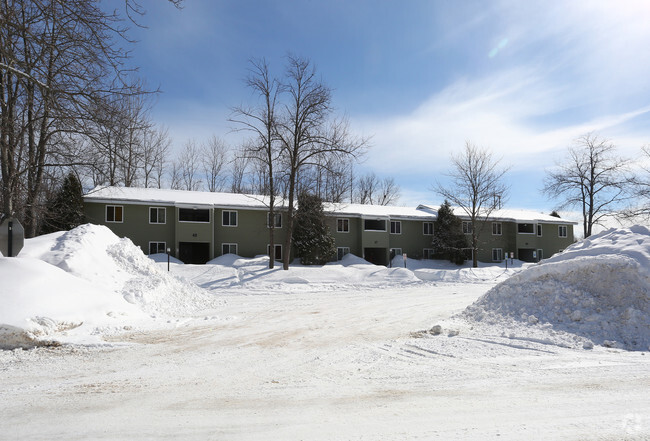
[417, 204, 577, 225]
[84, 186, 280, 210]
[84, 186, 576, 224]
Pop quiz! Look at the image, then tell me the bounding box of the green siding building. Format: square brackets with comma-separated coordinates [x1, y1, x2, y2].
[83, 186, 576, 265]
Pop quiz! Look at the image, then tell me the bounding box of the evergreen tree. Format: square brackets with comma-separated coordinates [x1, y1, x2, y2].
[292, 193, 336, 265]
[432, 200, 468, 265]
[41, 173, 85, 234]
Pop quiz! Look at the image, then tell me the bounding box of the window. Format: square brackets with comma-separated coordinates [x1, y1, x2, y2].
[559, 225, 567, 238]
[222, 243, 238, 255]
[267, 244, 282, 261]
[337, 218, 349, 233]
[537, 224, 543, 237]
[337, 247, 350, 261]
[106, 205, 123, 223]
[390, 220, 401, 234]
[492, 222, 502, 235]
[149, 207, 166, 224]
[148, 241, 166, 255]
[537, 249, 544, 260]
[423, 222, 434, 235]
[179, 208, 210, 223]
[364, 219, 386, 231]
[492, 248, 503, 262]
[517, 223, 535, 234]
[462, 221, 472, 234]
[267, 212, 282, 228]
[423, 248, 435, 259]
[222, 210, 237, 227]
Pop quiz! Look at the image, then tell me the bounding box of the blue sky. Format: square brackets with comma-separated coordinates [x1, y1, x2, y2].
[117, 0, 650, 212]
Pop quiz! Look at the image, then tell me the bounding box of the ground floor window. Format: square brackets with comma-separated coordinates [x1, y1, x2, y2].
[423, 248, 434, 259]
[222, 243, 238, 255]
[267, 244, 283, 261]
[149, 241, 166, 255]
[492, 248, 503, 262]
[337, 247, 350, 261]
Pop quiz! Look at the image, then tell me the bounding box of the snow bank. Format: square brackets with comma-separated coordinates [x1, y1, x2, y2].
[1, 224, 222, 348]
[462, 227, 650, 350]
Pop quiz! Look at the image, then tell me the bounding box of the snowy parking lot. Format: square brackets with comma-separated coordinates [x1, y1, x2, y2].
[1, 225, 649, 440]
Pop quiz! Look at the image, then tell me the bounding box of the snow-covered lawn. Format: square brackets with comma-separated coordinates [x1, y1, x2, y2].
[1, 225, 649, 440]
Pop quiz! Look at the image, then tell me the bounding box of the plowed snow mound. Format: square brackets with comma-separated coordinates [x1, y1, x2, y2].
[36, 224, 221, 317]
[462, 227, 650, 350]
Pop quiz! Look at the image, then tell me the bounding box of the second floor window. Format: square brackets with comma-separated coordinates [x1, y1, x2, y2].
[267, 212, 282, 228]
[492, 222, 502, 235]
[559, 225, 567, 238]
[337, 218, 349, 233]
[423, 222, 434, 235]
[106, 205, 123, 223]
[462, 221, 472, 234]
[150, 207, 166, 224]
[223, 210, 237, 226]
[390, 221, 401, 234]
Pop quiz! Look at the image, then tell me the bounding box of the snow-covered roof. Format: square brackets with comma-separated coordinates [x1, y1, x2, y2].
[84, 186, 282, 210]
[84, 187, 576, 224]
[323, 202, 437, 220]
[417, 204, 577, 225]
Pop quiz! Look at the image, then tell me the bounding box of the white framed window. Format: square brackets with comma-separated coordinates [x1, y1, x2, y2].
[423, 248, 435, 259]
[337, 218, 349, 233]
[462, 221, 472, 234]
[148, 241, 166, 255]
[390, 220, 401, 234]
[106, 205, 123, 223]
[492, 222, 502, 235]
[222, 243, 238, 255]
[537, 224, 543, 237]
[492, 248, 503, 262]
[423, 222, 434, 235]
[222, 210, 238, 227]
[267, 244, 283, 261]
[149, 207, 166, 224]
[267, 212, 282, 228]
[558, 225, 567, 238]
[337, 247, 350, 261]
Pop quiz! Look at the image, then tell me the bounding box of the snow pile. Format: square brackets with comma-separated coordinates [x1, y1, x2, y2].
[462, 227, 650, 350]
[29, 224, 220, 317]
[1, 224, 221, 348]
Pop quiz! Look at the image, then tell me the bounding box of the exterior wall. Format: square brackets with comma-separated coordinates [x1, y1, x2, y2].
[388, 220, 434, 260]
[213, 208, 288, 258]
[175, 206, 214, 259]
[84, 202, 175, 256]
[327, 216, 363, 257]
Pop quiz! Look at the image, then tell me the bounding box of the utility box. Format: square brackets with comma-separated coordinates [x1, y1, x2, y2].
[0, 217, 24, 257]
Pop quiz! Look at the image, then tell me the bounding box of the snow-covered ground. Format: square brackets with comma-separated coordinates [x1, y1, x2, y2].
[1, 224, 649, 440]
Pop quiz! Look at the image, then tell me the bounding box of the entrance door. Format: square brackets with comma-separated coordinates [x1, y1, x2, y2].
[364, 247, 388, 266]
[518, 248, 536, 263]
[179, 242, 210, 264]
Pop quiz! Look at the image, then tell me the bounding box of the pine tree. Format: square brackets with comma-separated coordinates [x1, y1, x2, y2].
[292, 193, 336, 265]
[432, 200, 468, 265]
[41, 173, 85, 234]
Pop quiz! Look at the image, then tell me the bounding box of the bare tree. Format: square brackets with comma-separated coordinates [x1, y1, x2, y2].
[177, 140, 202, 191]
[169, 160, 182, 190]
[357, 173, 378, 204]
[230, 58, 283, 268]
[277, 55, 367, 270]
[0, 0, 148, 235]
[142, 125, 171, 188]
[355, 172, 400, 205]
[229, 153, 250, 194]
[435, 141, 509, 268]
[376, 176, 400, 206]
[202, 135, 228, 192]
[543, 133, 632, 238]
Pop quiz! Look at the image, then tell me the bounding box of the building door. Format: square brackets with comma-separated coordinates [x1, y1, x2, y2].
[518, 248, 536, 263]
[179, 242, 210, 264]
[364, 247, 388, 266]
